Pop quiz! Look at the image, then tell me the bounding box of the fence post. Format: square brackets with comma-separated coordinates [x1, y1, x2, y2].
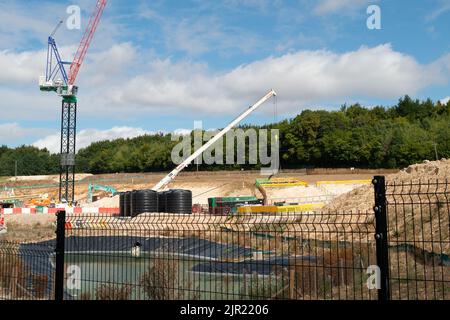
[55, 210, 66, 301]
[372, 176, 390, 301]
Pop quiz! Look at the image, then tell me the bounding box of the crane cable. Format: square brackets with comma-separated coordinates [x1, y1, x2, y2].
[50, 20, 64, 37]
[273, 94, 278, 123]
[192, 183, 229, 199]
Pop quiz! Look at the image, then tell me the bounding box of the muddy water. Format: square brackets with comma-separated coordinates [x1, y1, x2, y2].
[63, 252, 259, 300]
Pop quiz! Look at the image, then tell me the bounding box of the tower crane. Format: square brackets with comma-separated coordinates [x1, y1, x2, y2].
[39, 0, 108, 205]
[152, 89, 277, 192]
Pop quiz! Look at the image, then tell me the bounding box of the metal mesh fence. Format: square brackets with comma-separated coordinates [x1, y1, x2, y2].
[1, 177, 449, 301]
[0, 240, 55, 300]
[62, 212, 377, 300]
[385, 180, 450, 300]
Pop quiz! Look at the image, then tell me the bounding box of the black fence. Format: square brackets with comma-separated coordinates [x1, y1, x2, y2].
[0, 240, 55, 300]
[59, 211, 377, 300]
[384, 178, 450, 300]
[0, 176, 448, 300]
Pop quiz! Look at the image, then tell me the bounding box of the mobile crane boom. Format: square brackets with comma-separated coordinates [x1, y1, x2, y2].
[152, 89, 277, 191]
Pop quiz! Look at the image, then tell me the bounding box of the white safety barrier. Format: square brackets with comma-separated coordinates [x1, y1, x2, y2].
[0, 207, 119, 215]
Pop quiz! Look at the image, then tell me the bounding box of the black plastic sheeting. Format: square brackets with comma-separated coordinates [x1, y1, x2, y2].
[19, 237, 318, 279]
[20, 237, 320, 284]
[192, 256, 317, 275]
[18, 236, 254, 282]
[63, 236, 253, 259]
[18, 242, 70, 299]
[20, 236, 254, 258]
[18, 236, 257, 299]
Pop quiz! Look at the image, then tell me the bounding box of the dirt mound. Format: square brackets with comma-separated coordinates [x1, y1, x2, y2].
[87, 195, 120, 208]
[325, 159, 450, 213]
[321, 160, 450, 253]
[265, 186, 323, 199]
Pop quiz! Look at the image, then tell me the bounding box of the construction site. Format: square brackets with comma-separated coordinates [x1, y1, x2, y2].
[0, 7, 396, 238]
[1, 160, 449, 301]
[0, 169, 393, 238]
[0, 1, 449, 303]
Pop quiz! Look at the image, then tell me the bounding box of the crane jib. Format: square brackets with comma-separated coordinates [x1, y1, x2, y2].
[68, 0, 108, 86]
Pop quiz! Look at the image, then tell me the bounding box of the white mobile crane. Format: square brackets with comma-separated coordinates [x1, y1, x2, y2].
[152, 89, 277, 191]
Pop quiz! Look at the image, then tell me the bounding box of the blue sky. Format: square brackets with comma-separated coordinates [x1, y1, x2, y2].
[1, 0, 450, 152]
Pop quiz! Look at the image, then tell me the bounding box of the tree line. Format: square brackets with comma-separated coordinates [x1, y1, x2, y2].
[1, 95, 450, 176]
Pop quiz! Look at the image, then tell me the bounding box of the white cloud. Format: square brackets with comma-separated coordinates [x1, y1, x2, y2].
[173, 128, 192, 136]
[78, 43, 138, 86]
[426, 0, 450, 21]
[313, 0, 376, 15]
[33, 126, 153, 153]
[0, 50, 46, 85]
[107, 44, 450, 115]
[0, 42, 135, 121]
[0, 1, 93, 50]
[161, 16, 263, 56]
[440, 97, 450, 104]
[0, 123, 53, 146]
[2, 43, 450, 125]
[0, 2, 56, 49]
[0, 123, 30, 143]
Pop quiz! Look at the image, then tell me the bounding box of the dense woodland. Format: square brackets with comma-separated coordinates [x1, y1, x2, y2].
[1, 95, 450, 176]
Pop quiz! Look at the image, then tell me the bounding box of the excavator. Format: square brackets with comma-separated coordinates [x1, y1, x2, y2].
[27, 193, 53, 207]
[29, 197, 52, 207]
[87, 183, 118, 203]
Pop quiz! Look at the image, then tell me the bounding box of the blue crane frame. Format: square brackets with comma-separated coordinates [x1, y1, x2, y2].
[46, 36, 71, 87]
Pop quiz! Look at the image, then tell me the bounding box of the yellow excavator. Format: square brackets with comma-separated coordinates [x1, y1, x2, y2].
[27, 193, 54, 207]
[29, 198, 52, 207]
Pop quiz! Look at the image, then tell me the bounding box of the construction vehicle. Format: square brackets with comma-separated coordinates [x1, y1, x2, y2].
[208, 196, 264, 215]
[0, 202, 14, 209]
[88, 183, 118, 203]
[39, 0, 108, 205]
[27, 193, 53, 207]
[1, 193, 41, 207]
[152, 89, 277, 191]
[29, 198, 52, 207]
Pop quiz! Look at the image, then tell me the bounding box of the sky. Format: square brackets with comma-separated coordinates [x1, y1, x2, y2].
[1, 0, 450, 152]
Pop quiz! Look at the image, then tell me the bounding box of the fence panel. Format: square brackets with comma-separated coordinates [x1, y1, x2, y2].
[385, 180, 450, 300]
[0, 221, 56, 300]
[61, 212, 377, 300]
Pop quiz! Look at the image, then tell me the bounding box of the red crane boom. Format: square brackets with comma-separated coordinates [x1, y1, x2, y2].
[68, 0, 108, 86]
